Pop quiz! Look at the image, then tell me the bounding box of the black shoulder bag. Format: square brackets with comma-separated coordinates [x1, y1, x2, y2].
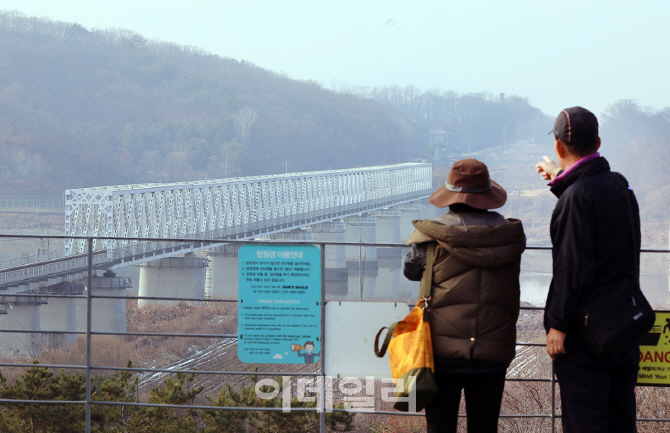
[578, 174, 655, 358]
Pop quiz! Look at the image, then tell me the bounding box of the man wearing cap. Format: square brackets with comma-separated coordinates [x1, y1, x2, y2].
[536, 106, 641, 432]
[404, 158, 526, 433]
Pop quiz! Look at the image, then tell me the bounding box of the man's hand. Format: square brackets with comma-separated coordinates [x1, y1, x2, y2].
[546, 328, 567, 360]
[536, 156, 561, 181]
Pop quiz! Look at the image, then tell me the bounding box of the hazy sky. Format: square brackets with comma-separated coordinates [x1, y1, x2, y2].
[3, 0, 669, 116]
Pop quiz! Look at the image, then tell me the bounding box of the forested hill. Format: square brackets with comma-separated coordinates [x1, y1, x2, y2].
[0, 11, 548, 198]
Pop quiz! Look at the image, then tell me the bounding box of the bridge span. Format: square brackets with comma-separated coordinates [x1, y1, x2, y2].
[1, 163, 432, 292]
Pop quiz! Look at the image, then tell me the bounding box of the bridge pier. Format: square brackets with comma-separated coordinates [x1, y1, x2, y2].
[346, 266, 379, 300]
[344, 215, 379, 300]
[421, 199, 442, 220]
[138, 254, 206, 307]
[371, 209, 402, 260]
[40, 282, 82, 349]
[344, 214, 378, 266]
[376, 257, 402, 300]
[306, 221, 348, 296]
[0, 294, 44, 359]
[371, 207, 421, 301]
[206, 230, 318, 299]
[395, 203, 425, 243]
[205, 245, 240, 300]
[76, 271, 131, 333]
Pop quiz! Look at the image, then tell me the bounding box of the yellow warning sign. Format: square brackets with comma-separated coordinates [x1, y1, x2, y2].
[638, 312, 670, 386]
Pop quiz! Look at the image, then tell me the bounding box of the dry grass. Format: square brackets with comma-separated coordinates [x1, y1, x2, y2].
[124, 299, 237, 366]
[1, 299, 238, 380]
[3, 298, 670, 431]
[370, 415, 426, 432]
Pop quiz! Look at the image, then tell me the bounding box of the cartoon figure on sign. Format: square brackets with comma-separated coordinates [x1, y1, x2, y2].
[664, 318, 670, 334]
[291, 341, 320, 364]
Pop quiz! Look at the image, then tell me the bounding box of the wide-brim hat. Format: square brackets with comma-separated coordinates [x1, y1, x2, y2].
[429, 158, 507, 209]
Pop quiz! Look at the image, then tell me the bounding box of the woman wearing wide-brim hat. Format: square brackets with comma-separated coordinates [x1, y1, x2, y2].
[404, 158, 526, 433]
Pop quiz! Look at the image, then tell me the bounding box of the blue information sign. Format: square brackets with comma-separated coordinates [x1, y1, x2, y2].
[238, 245, 322, 364]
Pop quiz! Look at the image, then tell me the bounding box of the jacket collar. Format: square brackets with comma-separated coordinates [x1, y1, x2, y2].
[550, 156, 611, 198]
[548, 152, 600, 187]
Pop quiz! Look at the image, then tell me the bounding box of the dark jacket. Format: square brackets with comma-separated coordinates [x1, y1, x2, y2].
[404, 211, 526, 365]
[544, 156, 641, 333]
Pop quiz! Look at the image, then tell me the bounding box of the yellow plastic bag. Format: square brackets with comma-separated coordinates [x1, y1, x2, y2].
[390, 301, 438, 411]
[375, 243, 438, 412]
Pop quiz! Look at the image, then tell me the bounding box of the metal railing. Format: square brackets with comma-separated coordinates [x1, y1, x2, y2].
[0, 191, 433, 289]
[0, 248, 70, 271]
[0, 235, 667, 433]
[0, 198, 64, 209]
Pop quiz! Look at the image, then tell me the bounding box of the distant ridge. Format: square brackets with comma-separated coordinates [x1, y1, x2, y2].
[0, 10, 549, 199]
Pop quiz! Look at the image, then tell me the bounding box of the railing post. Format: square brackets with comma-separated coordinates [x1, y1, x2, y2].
[320, 242, 326, 433]
[551, 362, 556, 433]
[86, 238, 93, 433]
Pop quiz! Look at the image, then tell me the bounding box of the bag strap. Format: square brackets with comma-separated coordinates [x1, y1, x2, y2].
[615, 173, 640, 283]
[375, 242, 436, 358]
[419, 242, 436, 303]
[374, 322, 398, 358]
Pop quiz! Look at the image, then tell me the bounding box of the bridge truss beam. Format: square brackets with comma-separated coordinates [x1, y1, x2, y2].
[65, 163, 432, 261]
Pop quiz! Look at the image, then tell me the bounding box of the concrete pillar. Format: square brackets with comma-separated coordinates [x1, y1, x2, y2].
[371, 209, 402, 260]
[398, 272, 421, 301]
[138, 254, 206, 308]
[0, 302, 5, 362]
[372, 208, 419, 301]
[306, 221, 348, 296]
[111, 265, 141, 296]
[40, 282, 82, 349]
[395, 203, 425, 243]
[343, 215, 379, 301]
[420, 199, 442, 220]
[76, 271, 131, 333]
[206, 244, 241, 300]
[346, 267, 378, 301]
[385, 203, 424, 301]
[206, 230, 316, 300]
[376, 257, 402, 300]
[0, 294, 43, 359]
[344, 214, 378, 266]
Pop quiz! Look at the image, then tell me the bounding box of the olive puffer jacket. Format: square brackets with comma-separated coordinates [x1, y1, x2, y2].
[404, 211, 526, 365]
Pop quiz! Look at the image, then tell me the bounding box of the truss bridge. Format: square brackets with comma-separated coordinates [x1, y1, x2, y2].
[0, 163, 432, 291]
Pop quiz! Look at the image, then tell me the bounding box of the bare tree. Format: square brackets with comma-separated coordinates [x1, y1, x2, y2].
[233, 106, 258, 143]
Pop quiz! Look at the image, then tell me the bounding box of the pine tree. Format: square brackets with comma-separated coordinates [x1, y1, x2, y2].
[201, 373, 355, 432]
[125, 372, 203, 433]
[0, 362, 86, 432]
[0, 363, 355, 432]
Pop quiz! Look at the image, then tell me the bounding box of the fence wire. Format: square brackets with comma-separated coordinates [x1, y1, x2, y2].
[0, 235, 668, 432]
